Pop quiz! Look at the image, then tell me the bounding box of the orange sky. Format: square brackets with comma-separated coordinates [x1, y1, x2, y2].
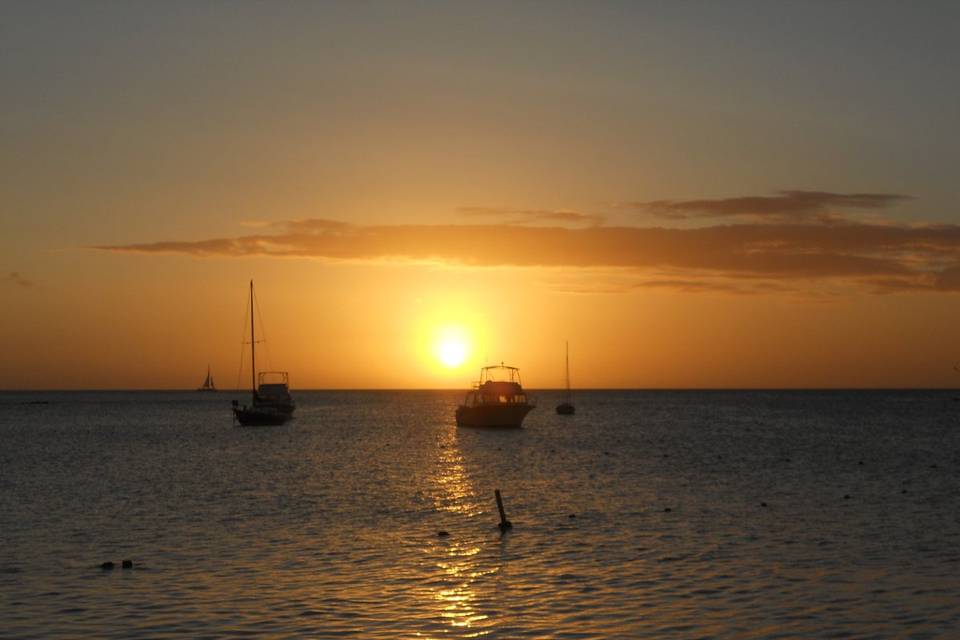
[3, 3, 960, 389]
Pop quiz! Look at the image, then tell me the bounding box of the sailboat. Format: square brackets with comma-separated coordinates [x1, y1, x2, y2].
[231, 280, 295, 426]
[556, 341, 575, 415]
[196, 366, 217, 392]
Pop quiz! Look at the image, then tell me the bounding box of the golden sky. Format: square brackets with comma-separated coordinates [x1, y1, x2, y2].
[3, 2, 960, 389]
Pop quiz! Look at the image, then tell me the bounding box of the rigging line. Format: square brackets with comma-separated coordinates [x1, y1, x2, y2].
[253, 285, 274, 371]
[235, 289, 251, 392]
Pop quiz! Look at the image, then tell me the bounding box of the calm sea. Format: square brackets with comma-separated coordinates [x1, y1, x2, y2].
[1, 390, 959, 638]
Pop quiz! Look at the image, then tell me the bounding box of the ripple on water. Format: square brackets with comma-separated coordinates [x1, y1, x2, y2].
[2, 390, 960, 637]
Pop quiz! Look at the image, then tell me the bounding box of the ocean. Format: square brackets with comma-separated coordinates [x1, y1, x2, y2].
[1, 390, 959, 638]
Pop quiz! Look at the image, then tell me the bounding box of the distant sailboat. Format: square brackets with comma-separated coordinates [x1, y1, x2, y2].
[196, 365, 217, 392]
[556, 341, 575, 415]
[231, 280, 295, 426]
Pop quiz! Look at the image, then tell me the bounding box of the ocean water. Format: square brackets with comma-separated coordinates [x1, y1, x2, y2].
[1, 390, 959, 638]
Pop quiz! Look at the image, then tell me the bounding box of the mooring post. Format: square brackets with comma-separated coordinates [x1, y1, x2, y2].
[495, 488, 512, 532]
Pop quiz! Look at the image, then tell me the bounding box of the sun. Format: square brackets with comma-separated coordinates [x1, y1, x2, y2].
[434, 326, 470, 368]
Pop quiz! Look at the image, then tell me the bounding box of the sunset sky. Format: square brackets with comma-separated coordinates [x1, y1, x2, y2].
[4, 1, 960, 389]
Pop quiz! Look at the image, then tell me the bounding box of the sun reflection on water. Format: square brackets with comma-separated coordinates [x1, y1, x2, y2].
[429, 427, 483, 517]
[426, 427, 496, 635]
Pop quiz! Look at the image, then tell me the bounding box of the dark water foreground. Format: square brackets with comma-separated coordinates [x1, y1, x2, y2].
[1, 390, 959, 638]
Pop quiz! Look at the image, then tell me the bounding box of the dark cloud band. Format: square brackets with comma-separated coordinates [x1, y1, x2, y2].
[91, 216, 960, 294]
[626, 190, 912, 222]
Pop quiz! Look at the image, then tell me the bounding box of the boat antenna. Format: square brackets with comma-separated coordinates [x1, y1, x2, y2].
[565, 340, 571, 394]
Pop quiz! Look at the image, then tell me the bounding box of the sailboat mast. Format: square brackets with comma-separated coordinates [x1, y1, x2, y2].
[249, 280, 256, 398]
[565, 341, 570, 393]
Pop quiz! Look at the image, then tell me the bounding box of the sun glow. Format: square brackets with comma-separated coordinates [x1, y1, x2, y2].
[434, 326, 470, 368]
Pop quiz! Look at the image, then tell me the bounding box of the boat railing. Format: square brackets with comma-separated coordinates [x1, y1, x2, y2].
[258, 371, 289, 386]
[478, 364, 522, 385]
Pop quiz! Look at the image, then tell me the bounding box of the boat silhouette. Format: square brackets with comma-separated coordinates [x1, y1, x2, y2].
[556, 341, 575, 415]
[196, 365, 217, 392]
[456, 363, 535, 428]
[231, 280, 295, 426]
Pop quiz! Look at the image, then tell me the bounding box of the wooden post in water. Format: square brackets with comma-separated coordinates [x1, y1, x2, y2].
[495, 489, 512, 532]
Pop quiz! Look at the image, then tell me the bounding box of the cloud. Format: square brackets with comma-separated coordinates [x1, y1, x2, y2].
[90, 215, 960, 295]
[932, 264, 960, 291]
[540, 272, 795, 295]
[3, 271, 34, 288]
[458, 206, 604, 226]
[625, 190, 912, 222]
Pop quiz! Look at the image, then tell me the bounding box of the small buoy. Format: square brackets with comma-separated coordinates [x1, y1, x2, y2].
[858, 461, 864, 466]
[121, 560, 133, 569]
[568, 514, 577, 519]
[930, 464, 938, 469]
[664, 507, 672, 513]
[901, 489, 908, 494]
[100, 562, 114, 571]
[843, 494, 851, 500]
[760, 502, 768, 507]
[437, 530, 449, 537]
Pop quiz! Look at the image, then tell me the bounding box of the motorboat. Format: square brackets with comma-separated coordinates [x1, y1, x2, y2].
[456, 363, 534, 428]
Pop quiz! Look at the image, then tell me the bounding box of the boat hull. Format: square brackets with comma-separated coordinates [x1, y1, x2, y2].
[556, 402, 575, 415]
[456, 403, 533, 428]
[233, 406, 293, 426]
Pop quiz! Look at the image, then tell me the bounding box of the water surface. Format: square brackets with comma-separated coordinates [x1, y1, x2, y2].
[2, 390, 959, 637]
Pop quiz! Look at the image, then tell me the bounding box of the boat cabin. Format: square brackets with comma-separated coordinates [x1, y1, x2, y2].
[256, 371, 292, 403]
[462, 365, 530, 407]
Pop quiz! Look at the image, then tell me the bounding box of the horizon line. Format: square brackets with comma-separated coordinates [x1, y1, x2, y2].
[2, 387, 959, 393]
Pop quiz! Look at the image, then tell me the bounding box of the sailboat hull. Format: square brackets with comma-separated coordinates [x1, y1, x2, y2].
[556, 402, 575, 415]
[233, 407, 292, 426]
